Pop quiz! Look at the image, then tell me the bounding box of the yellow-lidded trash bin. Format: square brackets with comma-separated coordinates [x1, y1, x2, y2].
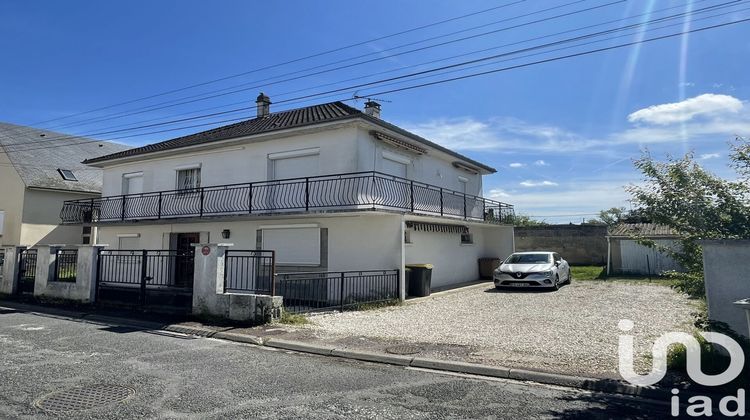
[406, 264, 433, 297]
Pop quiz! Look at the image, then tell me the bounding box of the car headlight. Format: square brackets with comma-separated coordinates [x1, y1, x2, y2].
[543, 270, 553, 277]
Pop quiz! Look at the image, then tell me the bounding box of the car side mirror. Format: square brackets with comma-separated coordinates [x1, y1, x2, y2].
[554, 261, 560, 267]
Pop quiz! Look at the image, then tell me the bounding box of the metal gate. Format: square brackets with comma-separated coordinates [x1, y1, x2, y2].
[96, 249, 194, 313]
[16, 248, 37, 295]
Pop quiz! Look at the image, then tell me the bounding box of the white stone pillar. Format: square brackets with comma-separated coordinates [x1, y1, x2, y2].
[33, 245, 53, 297]
[0, 247, 21, 295]
[75, 245, 105, 303]
[192, 243, 233, 317]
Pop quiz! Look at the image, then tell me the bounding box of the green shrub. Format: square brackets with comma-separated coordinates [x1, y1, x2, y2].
[663, 270, 705, 299]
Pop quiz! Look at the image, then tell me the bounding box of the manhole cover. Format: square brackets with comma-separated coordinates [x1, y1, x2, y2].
[386, 345, 422, 355]
[36, 385, 134, 412]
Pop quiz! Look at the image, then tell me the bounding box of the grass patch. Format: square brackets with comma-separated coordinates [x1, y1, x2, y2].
[348, 299, 402, 312]
[279, 310, 310, 325]
[570, 266, 606, 280]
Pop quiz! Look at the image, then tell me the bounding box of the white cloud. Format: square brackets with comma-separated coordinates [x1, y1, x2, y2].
[509, 162, 525, 168]
[627, 93, 743, 125]
[487, 179, 635, 222]
[534, 160, 549, 166]
[519, 180, 558, 187]
[699, 153, 721, 160]
[399, 94, 750, 156]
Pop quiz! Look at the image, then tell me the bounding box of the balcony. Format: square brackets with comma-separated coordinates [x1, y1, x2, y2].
[60, 171, 515, 225]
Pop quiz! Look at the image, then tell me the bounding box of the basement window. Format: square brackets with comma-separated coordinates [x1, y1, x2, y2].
[57, 169, 78, 182]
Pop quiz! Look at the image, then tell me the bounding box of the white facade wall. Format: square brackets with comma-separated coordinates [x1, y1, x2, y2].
[405, 222, 514, 289]
[101, 126, 360, 196]
[96, 213, 403, 273]
[354, 126, 483, 196]
[98, 122, 485, 199]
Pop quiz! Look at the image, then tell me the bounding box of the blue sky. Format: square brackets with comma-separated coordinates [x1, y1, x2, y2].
[1, 1, 749, 223]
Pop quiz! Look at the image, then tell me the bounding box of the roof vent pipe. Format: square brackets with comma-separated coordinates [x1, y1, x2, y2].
[256, 92, 271, 118]
[364, 100, 381, 118]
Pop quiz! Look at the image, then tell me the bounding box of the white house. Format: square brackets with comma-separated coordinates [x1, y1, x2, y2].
[60, 96, 515, 301]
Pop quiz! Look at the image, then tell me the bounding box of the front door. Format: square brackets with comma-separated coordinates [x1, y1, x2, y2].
[174, 233, 199, 288]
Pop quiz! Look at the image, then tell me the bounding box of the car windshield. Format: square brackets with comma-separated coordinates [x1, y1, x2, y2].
[505, 253, 551, 264]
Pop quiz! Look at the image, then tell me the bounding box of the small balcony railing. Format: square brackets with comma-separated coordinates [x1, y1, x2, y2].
[60, 171, 514, 225]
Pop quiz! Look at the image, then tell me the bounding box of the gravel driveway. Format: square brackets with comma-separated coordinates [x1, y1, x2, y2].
[300, 281, 697, 377]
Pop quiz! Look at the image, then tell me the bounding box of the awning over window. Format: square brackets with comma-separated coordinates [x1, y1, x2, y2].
[406, 221, 468, 234]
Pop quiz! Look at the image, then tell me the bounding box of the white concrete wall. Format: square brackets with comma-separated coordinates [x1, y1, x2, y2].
[96, 213, 404, 273]
[98, 122, 487, 200]
[101, 126, 361, 196]
[405, 222, 514, 289]
[703, 240, 750, 337]
[354, 126, 484, 196]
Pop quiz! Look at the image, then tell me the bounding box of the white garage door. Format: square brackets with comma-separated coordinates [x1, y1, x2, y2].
[273, 155, 320, 180]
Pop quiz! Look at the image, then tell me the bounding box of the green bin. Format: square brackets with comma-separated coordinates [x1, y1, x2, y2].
[406, 264, 434, 297]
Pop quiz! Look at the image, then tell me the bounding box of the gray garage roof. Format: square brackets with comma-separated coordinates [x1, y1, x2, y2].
[0, 122, 130, 194]
[82, 101, 497, 173]
[608, 223, 679, 238]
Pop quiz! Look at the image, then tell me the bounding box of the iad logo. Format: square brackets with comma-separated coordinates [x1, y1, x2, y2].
[617, 319, 746, 417]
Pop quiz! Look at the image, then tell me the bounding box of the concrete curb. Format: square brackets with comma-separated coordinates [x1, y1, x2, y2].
[264, 338, 335, 356]
[163, 324, 220, 337]
[331, 348, 413, 366]
[213, 331, 264, 346]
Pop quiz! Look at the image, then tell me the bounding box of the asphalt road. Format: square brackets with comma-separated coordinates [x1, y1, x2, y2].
[0, 307, 674, 419]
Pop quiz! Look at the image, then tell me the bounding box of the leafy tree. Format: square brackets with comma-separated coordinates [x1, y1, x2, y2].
[586, 207, 627, 225]
[508, 214, 548, 226]
[625, 137, 750, 296]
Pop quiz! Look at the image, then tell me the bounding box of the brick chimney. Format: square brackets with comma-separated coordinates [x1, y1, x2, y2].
[256, 92, 271, 118]
[364, 100, 381, 118]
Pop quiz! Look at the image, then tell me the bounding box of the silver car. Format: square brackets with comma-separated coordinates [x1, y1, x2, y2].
[493, 251, 571, 290]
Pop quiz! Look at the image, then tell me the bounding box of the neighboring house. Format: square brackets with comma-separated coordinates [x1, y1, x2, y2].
[60, 96, 515, 291]
[0, 122, 129, 246]
[606, 223, 683, 276]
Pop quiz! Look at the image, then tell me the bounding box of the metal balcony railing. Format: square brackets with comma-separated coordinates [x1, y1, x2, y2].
[60, 171, 514, 224]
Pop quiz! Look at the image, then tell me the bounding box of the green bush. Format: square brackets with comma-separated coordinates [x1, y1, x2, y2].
[663, 270, 705, 299]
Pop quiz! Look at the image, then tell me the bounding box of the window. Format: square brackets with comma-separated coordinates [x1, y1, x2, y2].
[122, 172, 144, 195]
[404, 229, 413, 244]
[460, 232, 473, 244]
[118, 234, 140, 250]
[177, 168, 201, 191]
[57, 169, 78, 181]
[262, 226, 320, 265]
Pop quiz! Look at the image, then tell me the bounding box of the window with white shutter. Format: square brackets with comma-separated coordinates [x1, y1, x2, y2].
[177, 168, 201, 191]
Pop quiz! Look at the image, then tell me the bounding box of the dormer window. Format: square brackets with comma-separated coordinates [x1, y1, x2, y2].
[57, 169, 78, 182]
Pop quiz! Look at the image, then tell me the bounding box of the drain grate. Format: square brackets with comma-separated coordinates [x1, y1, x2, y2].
[36, 385, 134, 412]
[385, 345, 422, 355]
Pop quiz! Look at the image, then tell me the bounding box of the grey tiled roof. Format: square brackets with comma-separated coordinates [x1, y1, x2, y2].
[0, 122, 130, 193]
[608, 223, 679, 238]
[82, 101, 497, 173]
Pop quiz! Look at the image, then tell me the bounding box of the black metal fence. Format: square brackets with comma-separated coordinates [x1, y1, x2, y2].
[276, 270, 400, 314]
[224, 250, 276, 294]
[53, 249, 78, 283]
[61, 171, 515, 224]
[96, 249, 194, 310]
[16, 248, 37, 294]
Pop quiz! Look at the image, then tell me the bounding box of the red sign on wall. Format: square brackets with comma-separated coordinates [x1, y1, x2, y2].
[201, 246, 210, 256]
